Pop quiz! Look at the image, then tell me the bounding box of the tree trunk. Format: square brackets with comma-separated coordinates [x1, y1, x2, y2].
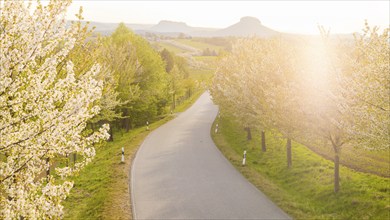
[334, 153, 340, 193]
[125, 118, 130, 132]
[108, 123, 113, 142]
[261, 131, 266, 152]
[286, 138, 292, 168]
[244, 127, 252, 140]
[121, 109, 130, 132]
[172, 93, 176, 110]
[331, 136, 342, 193]
[121, 115, 125, 130]
[73, 153, 77, 166]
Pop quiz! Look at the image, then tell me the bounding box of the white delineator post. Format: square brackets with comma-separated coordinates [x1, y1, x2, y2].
[146, 121, 149, 131]
[121, 147, 125, 163]
[215, 123, 219, 133]
[242, 150, 247, 166]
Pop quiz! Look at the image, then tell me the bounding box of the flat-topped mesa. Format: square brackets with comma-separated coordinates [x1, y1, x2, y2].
[214, 16, 278, 37]
[151, 20, 192, 33]
[158, 20, 187, 26]
[239, 16, 262, 25]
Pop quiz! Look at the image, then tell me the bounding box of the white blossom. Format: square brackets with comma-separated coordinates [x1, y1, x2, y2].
[0, 0, 109, 218]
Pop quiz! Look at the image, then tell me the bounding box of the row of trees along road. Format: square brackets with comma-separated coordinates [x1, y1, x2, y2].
[211, 24, 389, 193]
[0, 1, 197, 218]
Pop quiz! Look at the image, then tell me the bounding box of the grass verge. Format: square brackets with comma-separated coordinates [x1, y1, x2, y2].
[211, 115, 390, 219]
[300, 141, 389, 177]
[174, 90, 203, 113]
[63, 91, 204, 220]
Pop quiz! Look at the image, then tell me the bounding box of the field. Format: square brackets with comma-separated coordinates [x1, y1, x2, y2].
[152, 38, 227, 56]
[175, 38, 224, 51]
[211, 115, 390, 219]
[152, 41, 190, 54]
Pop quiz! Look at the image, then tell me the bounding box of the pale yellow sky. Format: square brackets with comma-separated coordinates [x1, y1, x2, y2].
[66, 1, 389, 34]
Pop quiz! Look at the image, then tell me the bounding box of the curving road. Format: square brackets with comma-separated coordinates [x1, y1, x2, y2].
[131, 92, 291, 219]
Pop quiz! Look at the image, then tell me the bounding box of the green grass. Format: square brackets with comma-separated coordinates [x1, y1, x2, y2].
[174, 90, 203, 113]
[188, 68, 214, 86]
[63, 119, 170, 219]
[153, 39, 224, 55]
[212, 115, 390, 219]
[193, 56, 218, 69]
[188, 56, 216, 83]
[152, 41, 189, 54]
[63, 91, 205, 220]
[175, 39, 223, 51]
[299, 140, 389, 177]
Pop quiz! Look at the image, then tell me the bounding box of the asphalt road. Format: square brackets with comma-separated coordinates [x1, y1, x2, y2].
[131, 92, 291, 220]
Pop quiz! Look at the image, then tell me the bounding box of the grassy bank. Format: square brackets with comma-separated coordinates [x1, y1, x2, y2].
[63, 91, 203, 220]
[301, 141, 389, 177]
[211, 115, 390, 219]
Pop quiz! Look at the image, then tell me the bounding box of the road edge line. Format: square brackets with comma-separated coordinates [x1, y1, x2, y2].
[130, 132, 153, 220]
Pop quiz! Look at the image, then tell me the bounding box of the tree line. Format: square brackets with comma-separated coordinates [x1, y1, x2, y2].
[211, 24, 389, 193]
[74, 23, 196, 139]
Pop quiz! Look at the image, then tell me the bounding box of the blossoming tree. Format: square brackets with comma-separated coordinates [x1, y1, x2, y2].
[211, 39, 267, 146]
[0, 0, 109, 218]
[343, 24, 389, 150]
[212, 38, 304, 162]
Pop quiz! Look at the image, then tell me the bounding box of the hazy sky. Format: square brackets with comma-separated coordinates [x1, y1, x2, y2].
[66, 1, 389, 34]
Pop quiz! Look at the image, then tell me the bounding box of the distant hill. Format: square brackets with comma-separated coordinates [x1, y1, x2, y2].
[87, 21, 117, 35]
[150, 20, 193, 33]
[82, 21, 153, 36]
[84, 20, 216, 37]
[127, 23, 154, 31]
[148, 17, 280, 37]
[76, 17, 279, 37]
[79, 17, 354, 39]
[212, 17, 279, 37]
[147, 20, 218, 37]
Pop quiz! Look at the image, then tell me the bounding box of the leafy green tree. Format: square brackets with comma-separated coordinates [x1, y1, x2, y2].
[106, 23, 170, 129]
[100, 23, 141, 131]
[160, 48, 175, 73]
[168, 66, 185, 110]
